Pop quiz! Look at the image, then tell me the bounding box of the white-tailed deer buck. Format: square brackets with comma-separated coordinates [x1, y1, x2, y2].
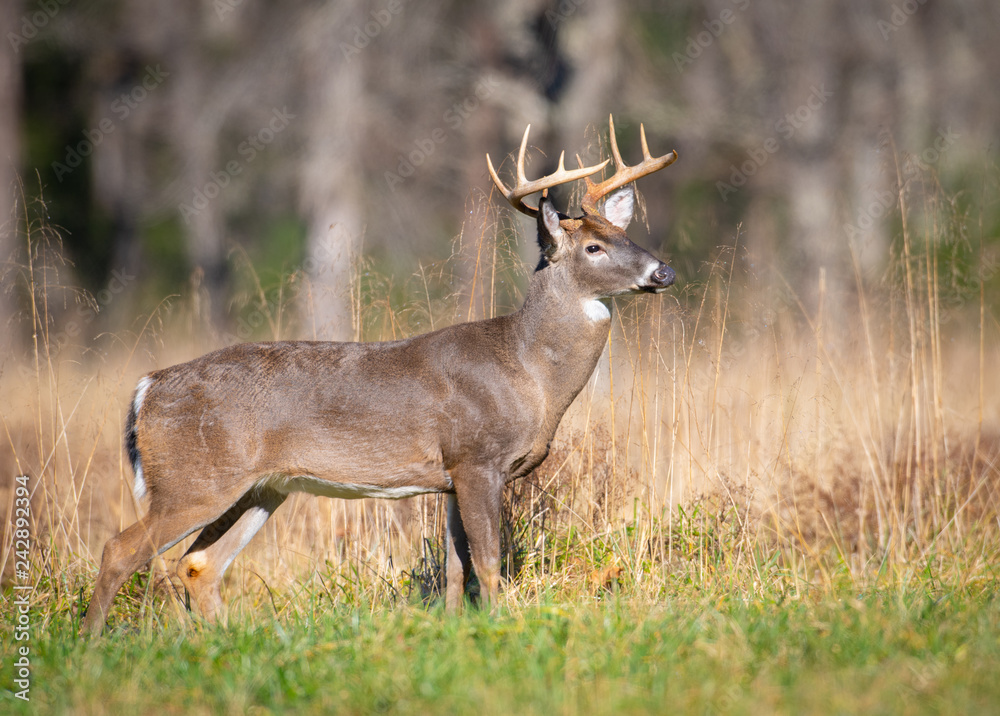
[84, 116, 677, 635]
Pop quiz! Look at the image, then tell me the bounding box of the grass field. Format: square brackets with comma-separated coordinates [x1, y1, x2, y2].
[5, 578, 1000, 714]
[2, 168, 999, 713]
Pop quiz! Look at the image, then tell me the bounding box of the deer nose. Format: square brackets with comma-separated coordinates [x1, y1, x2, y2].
[653, 264, 676, 287]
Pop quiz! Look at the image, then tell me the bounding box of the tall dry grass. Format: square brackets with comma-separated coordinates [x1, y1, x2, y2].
[1, 164, 998, 626]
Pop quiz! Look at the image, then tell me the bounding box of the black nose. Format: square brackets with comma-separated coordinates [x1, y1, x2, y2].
[653, 264, 676, 287]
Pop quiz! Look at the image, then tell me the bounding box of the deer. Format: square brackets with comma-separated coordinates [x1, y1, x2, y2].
[83, 116, 677, 635]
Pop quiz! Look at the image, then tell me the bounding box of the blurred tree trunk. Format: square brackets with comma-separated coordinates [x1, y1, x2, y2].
[156, 2, 229, 333]
[554, 0, 623, 170]
[774, 6, 845, 315]
[172, 50, 226, 331]
[0, 0, 23, 357]
[92, 54, 150, 327]
[298, 3, 365, 342]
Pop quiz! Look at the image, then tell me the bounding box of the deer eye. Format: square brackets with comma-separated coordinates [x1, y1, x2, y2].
[586, 244, 604, 255]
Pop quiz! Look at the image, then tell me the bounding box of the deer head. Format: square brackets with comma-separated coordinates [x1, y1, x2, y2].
[488, 116, 678, 301]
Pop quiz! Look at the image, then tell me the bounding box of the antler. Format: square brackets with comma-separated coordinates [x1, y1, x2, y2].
[487, 125, 609, 218]
[579, 115, 678, 214]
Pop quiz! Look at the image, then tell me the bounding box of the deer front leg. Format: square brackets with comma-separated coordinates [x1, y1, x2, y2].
[449, 469, 503, 610]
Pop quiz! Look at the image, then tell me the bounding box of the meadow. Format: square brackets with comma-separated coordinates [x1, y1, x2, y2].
[2, 165, 999, 713]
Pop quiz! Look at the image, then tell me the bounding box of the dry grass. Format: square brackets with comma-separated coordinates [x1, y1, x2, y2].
[1, 166, 998, 627]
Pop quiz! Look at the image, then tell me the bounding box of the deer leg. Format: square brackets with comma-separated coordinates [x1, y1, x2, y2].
[83, 500, 226, 637]
[445, 493, 471, 611]
[451, 471, 503, 610]
[177, 487, 286, 623]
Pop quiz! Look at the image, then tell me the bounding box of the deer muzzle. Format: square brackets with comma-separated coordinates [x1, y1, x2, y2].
[649, 264, 676, 291]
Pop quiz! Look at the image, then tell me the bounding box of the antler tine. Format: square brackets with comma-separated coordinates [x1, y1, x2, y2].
[608, 115, 625, 171]
[514, 124, 531, 185]
[580, 115, 678, 214]
[487, 124, 609, 218]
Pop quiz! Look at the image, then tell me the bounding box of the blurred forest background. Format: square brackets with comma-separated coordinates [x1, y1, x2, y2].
[2, 0, 998, 351]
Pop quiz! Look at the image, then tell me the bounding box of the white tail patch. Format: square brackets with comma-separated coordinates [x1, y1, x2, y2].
[133, 465, 147, 502]
[131, 376, 154, 502]
[133, 375, 153, 415]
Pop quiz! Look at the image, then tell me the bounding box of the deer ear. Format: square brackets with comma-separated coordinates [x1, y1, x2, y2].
[601, 186, 635, 230]
[537, 195, 566, 258]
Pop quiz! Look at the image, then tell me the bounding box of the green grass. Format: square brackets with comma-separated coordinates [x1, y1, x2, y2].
[4, 575, 1000, 714]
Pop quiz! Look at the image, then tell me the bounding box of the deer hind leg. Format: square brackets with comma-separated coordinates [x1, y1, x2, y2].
[177, 486, 286, 624]
[83, 499, 226, 637]
[445, 493, 472, 611]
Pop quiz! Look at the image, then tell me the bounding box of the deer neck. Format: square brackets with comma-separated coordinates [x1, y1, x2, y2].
[511, 262, 611, 411]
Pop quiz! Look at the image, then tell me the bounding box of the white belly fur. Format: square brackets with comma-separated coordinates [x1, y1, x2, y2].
[266, 474, 451, 500]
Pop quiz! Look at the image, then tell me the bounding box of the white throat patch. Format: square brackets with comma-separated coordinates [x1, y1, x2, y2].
[582, 298, 611, 322]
